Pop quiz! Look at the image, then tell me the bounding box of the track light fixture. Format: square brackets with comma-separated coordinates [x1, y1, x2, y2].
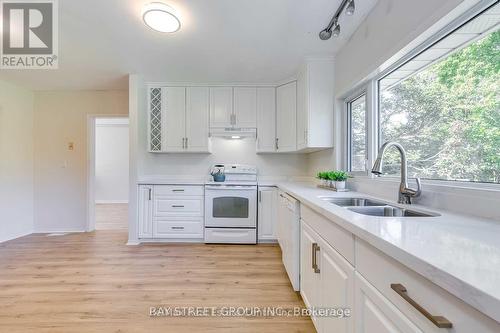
[319, 0, 355, 40]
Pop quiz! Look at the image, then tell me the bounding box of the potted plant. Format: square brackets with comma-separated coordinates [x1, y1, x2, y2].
[316, 171, 329, 187]
[330, 170, 350, 190]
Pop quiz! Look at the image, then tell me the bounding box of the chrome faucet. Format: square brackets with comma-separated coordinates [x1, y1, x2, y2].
[371, 141, 422, 204]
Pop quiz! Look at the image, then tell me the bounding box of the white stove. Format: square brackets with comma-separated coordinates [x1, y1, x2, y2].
[204, 164, 258, 244]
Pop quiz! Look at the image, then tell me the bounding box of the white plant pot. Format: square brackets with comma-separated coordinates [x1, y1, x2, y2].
[335, 181, 346, 191]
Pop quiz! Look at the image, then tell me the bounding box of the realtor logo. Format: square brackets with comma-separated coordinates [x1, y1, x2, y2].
[1, 0, 58, 69]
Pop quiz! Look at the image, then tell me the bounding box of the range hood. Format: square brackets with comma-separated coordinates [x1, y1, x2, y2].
[210, 127, 256, 139]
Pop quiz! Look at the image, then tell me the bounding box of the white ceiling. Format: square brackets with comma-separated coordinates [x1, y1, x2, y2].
[0, 0, 377, 90]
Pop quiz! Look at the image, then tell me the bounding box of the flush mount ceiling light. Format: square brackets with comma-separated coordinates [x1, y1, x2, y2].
[142, 2, 181, 33]
[319, 0, 355, 40]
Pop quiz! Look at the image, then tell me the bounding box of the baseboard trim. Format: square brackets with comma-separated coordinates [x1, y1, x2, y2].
[0, 231, 33, 244]
[95, 200, 129, 204]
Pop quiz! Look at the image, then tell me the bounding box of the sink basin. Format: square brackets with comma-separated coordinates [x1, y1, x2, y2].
[348, 206, 437, 217]
[320, 197, 387, 207]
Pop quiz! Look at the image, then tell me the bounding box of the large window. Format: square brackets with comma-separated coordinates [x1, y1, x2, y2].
[347, 94, 367, 172]
[377, 4, 499, 183]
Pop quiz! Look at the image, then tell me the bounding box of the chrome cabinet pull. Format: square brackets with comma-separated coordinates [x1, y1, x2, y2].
[258, 191, 262, 202]
[172, 189, 185, 192]
[185, 137, 188, 149]
[172, 205, 185, 208]
[312, 243, 320, 273]
[391, 284, 452, 328]
[148, 188, 152, 201]
[275, 138, 279, 150]
[171, 226, 184, 230]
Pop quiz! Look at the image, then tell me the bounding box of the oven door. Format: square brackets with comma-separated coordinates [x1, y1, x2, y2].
[205, 185, 257, 228]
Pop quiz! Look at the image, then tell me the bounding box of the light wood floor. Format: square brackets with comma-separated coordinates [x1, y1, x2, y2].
[0, 230, 315, 333]
[95, 203, 128, 230]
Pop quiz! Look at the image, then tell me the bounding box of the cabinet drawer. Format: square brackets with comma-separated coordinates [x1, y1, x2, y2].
[154, 185, 204, 196]
[301, 205, 355, 264]
[154, 197, 203, 217]
[154, 218, 203, 239]
[205, 228, 256, 244]
[356, 239, 500, 332]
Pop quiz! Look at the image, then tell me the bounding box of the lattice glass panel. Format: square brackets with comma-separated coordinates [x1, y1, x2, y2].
[150, 88, 162, 151]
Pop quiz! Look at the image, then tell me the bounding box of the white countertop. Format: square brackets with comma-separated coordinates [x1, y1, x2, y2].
[276, 181, 500, 323]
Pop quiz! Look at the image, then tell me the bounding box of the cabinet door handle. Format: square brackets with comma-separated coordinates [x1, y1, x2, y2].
[258, 191, 262, 202]
[391, 284, 452, 328]
[172, 205, 185, 208]
[312, 243, 320, 273]
[148, 188, 152, 201]
[172, 189, 185, 192]
[185, 137, 188, 149]
[275, 138, 279, 150]
[171, 226, 185, 230]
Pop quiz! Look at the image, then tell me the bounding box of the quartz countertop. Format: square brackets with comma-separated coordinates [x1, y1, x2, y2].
[275, 181, 500, 323]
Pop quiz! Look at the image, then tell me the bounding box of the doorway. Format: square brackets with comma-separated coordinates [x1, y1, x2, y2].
[87, 116, 129, 231]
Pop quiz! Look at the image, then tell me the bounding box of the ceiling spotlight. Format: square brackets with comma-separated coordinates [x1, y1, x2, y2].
[332, 24, 341, 37]
[142, 2, 181, 33]
[345, 0, 355, 16]
[319, 29, 332, 40]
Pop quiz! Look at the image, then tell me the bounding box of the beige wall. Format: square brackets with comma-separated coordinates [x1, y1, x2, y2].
[34, 91, 128, 232]
[0, 80, 34, 242]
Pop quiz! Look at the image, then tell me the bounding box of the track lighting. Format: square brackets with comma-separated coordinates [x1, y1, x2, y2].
[345, 0, 355, 16]
[319, 0, 355, 40]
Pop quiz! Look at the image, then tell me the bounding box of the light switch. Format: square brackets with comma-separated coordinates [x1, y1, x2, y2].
[68, 142, 74, 151]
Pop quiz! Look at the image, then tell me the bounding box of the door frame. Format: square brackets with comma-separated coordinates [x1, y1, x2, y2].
[86, 114, 129, 232]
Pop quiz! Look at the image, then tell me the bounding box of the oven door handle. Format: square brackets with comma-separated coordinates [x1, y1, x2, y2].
[205, 186, 257, 190]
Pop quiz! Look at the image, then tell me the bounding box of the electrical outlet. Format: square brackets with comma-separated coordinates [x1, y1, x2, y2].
[68, 142, 74, 151]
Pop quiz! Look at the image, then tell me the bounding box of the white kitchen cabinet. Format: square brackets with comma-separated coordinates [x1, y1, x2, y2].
[256, 87, 277, 153]
[301, 219, 354, 333]
[355, 272, 423, 333]
[300, 221, 322, 330]
[137, 185, 153, 238]
[148, 86, 210, 153]
[257, 186, 277, 242]
[319, 234, 354, 333]
[186, 87, 210, 152]
[276, 81, 297, 152]
[234, 87, 257, 128]
[296, 58, 334, 152]
[164, 87, 186, 152]
[209, 87, 233, 128]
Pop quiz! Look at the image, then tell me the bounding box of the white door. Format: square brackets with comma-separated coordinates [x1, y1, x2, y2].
[355, 272, 423, 333]
[256, 87, 276, 152]
[163, 87, 186, 152]
[210, 87, 233, 127]
[296, 66, 308, 150]
[233, 87, 257, 128]
[300, 221, 321, 330]
[258, 187, 277, 241]
[138, 185, 153, 238]
[186, 87, 210, 152]
[276, 81, 297, 152]
[319, 238, 355, 333]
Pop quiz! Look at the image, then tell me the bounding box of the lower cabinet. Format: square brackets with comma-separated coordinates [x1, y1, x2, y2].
[138, 185, 153, 238]
[137, 184, 204, 241]
[257, 186, 277, 242]
[355, 272, 423, 333]
[301, 220, 354, 333]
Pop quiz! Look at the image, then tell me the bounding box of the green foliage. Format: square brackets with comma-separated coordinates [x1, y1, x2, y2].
[379, 30, 500, 183]
[317, 170, 351, 181]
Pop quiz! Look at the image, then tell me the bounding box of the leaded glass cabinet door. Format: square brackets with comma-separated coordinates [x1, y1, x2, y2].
[149, 87, 163, 152]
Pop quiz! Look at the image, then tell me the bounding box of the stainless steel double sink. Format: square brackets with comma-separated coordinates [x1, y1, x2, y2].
[319, 197, 439, 217]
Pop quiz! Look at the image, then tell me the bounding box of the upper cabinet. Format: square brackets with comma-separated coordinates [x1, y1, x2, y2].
[147, 58, 334, 154]
[148, 86, 211, 153]
[209, 87, 257, 128]
[209, 87, 233, 128]
[256, 87, 277, 153]
[276, 81, 297, 152]
[296, 58, 335, 152]
[233, 87, 257, 128]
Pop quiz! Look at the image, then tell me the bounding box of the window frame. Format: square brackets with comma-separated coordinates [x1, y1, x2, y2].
[346, 91, 368, 175]
[342, 0, 499, 186]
